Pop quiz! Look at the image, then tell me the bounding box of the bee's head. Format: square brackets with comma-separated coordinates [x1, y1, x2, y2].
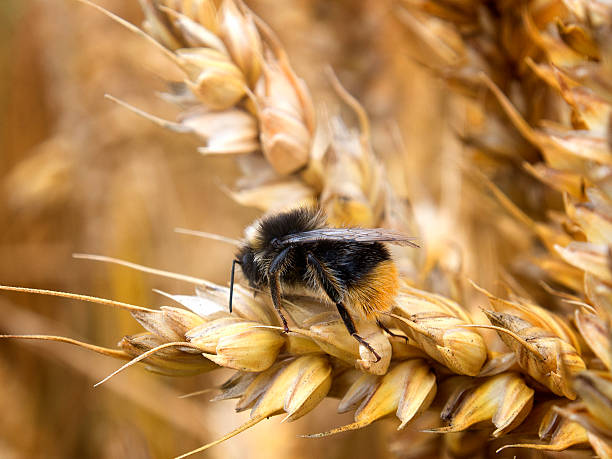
[237, 220, 285, 287]
[237, 207, 325, 286]
[236, 243, 265, 288]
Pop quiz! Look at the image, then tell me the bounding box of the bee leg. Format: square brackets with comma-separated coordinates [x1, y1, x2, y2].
[336, 303, 381, 362]
[269, 247, 292, 333]
[306, 252, 381, 362]
[351, 332, 382, 363]
[270, 272, 289, 333]
[376, 319, 409, 343]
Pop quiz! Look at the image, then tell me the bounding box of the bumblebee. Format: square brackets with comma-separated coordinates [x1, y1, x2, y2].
[229, 207, 418, 361]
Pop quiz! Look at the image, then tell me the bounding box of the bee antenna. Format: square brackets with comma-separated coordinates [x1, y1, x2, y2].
[229, 259, 240, 313]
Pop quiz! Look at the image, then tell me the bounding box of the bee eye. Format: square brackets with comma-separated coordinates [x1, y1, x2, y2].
[242, 253, 252, 266]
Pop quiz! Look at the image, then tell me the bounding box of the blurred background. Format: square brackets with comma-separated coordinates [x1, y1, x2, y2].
[0, 1, 455, 457]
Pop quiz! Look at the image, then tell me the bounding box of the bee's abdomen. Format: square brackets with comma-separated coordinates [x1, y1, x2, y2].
[320, 241, 391, 285]
[345, 259, 399, 317]
[313, 241, 398, 316]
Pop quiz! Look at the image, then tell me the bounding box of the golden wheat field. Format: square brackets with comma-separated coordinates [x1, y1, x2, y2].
[1, 0, 612, 458]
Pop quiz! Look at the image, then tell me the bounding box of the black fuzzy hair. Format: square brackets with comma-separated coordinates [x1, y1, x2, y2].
[254, 207, 326, 248]
[235, 208, 325, 288]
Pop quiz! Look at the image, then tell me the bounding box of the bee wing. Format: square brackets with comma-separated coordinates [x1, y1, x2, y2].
[278, 228, 420, 247]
